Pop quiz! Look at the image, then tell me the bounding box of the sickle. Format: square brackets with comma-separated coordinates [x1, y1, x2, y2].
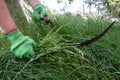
[71, 20, 116, 46]
[44, 18, 116, 47]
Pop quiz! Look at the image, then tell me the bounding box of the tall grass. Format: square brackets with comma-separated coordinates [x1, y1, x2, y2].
[0, 1, 120, 79]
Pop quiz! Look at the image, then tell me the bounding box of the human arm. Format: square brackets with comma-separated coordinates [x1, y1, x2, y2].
[0, 0, 36, 59]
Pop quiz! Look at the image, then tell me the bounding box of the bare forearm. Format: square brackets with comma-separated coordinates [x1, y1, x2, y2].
[0, 0, 17, 34]
[28, 0, 41, 7]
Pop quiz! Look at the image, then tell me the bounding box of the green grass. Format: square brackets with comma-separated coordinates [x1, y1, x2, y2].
[0, 12, 120, 80]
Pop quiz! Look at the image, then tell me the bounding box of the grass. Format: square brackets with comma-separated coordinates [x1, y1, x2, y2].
[0, 4, 120, 80]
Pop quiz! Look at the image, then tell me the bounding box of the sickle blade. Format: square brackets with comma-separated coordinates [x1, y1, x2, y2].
[72, 21, 116, 46]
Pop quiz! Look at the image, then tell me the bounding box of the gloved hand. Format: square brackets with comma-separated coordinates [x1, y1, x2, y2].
[6, 29, 36, 59]
[32, 4, 49, 23]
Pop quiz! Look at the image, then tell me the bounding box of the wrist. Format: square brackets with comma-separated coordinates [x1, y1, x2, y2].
[6, 29, 25, 44]
[28, 0, 41, 7]
[5, 28, 18, 35]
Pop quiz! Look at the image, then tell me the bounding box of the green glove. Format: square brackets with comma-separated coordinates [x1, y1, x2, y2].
[32, 4, 48, 23]
[7, 29, 36, 59]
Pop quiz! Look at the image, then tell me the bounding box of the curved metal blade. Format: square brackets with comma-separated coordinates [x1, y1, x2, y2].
[72, 20, 116, 46]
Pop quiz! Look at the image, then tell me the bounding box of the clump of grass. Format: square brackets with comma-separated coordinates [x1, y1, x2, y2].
[0, 27, 85, 80]
[0, 16, 85, 79]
